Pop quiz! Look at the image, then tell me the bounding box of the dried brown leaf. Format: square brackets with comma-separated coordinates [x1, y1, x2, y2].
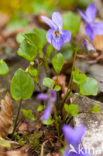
[6, 150, 27, 156]
[52, 75, 68, 99]
[0, 152, 7, 156]
[52, 75, 66, 91]
[0, 93, 13, 138]
[18, 123, 28, 133]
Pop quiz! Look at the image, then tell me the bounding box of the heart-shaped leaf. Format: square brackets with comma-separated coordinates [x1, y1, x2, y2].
[80, 77, 98, 96]
[10, 69, 34, 100]
[52, 53, 64, 75]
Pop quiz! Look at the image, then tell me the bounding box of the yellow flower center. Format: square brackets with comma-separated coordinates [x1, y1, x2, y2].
[55, 31, 59, 36]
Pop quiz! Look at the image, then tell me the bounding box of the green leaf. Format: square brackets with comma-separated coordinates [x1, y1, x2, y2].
[16, 32, 24, 44]
[0, 141, 10, 148]
[63, 11, 80, 35]
[22, 109, 35, 120]
[24, 32, 41, 47]
[42, 116, 54, 125]
[33, 29, 47, 48]
[28, 68, 38, 77]
[60, 44, 74, 61]
[52, 53, 64, 75]
[89, 105, 101, 113]
[43, 77, 55, 88]
[0, 59, 9, 75]
[10, 69, 34, 100]
[54, 85, 61, 92]
[24, 29, 46, 51]
[37, 105, 45, 112]
[72, 67, 87, 85]
[80, 77, 98, 96]
[64, 104, 78, 117]
[46, 44, 53, 59]
[17, 40, 37, 62]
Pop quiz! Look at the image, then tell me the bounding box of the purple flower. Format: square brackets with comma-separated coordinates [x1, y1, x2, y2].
[62, 125, 86, 147]
[37, 90, 57, 121]
[83, 40, 95, 51]
[41, 12, 71, 51]
[62, 125, 91, 156]
[78, 3, 103, 41]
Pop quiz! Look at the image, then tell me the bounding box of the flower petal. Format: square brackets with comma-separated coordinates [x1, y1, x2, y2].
[63, 148, 71, 156]
[52, 12, 63, 29]
[46, 29, 54, 43]
[92, 22, 103, 35]
[52, 37, 63, 51]
[37, 93, 48, 100]
[41, 16, 56, 29]
[62, 30, 71, 43]
[85, 3, 97, 22]
[50, 90, 57, 102]
[42, 105, 52, 121]
[77, 9, 88, 23]
[83, 40, 95, 51]
[62, 125, 86, 147]
[85, 24, 94, 40]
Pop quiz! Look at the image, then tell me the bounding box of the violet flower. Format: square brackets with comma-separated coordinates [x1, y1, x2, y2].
[41, 12, 71, 51]
[78, 3, 103, 41]
[37, 90, 57, 121]
[62, 125, 91, 156]
[83, 40, 95, 51]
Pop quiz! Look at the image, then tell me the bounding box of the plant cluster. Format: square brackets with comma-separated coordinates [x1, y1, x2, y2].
[0, 3, 103, 156]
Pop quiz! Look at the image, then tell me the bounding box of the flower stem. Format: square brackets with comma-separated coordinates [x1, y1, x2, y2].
[72, 94, 80, 104]
[68, 44, 79, 90]
[36, 81, 43, 92]
[53, 107, 60, 137]
[62, 42, 81, 104]
[41, 57, 49, 76]
[12, 99, 23, 136]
